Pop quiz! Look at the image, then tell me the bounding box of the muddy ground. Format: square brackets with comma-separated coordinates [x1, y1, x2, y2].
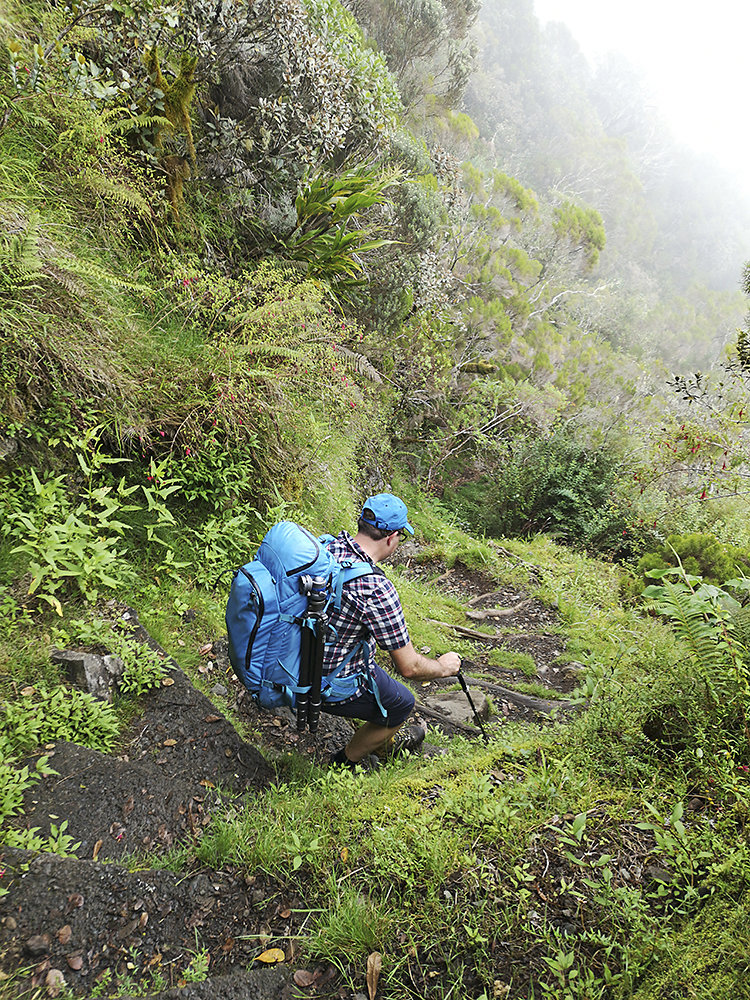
[1, 556, 583, 999]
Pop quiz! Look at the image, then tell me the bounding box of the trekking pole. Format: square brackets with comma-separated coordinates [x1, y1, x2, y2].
[306, 575, 328, 734]
[296, 576, 315, 732]
[457, 670, 489, 743]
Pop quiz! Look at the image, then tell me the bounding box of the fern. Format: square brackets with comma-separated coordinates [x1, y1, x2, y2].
[106, 113, 173, 136]
[78, 169, 153, 218]
[41, 263, 86, 298]
[644, 578, 727, 675]
[333, 345, 383, 384]
[0, 212, 43, 292]
[644, 572, 750, 722]
[61, 256, 150, 292]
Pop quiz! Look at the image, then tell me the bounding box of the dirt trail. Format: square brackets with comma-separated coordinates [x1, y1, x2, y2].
[1, 556, 578, 999]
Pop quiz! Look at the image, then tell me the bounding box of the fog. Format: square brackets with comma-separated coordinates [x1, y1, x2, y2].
[534, 0, 750, 197]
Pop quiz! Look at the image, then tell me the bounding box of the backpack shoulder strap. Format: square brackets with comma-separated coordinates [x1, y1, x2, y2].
[333, 560, 374, 609]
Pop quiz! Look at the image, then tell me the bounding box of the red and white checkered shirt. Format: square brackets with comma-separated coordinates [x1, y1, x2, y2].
[323, 531, 410, 698]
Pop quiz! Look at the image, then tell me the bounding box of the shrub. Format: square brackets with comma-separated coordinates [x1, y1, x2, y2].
[445, 433, 631, 555]
[635, 533, 750, 591]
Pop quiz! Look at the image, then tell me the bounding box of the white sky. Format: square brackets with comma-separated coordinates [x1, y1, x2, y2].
[533, 0, 750, 193]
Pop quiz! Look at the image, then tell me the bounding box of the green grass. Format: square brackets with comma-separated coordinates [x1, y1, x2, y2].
[488, 648, 537, 676]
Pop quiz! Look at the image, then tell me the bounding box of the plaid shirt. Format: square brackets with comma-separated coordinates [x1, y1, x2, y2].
[323, 531, 410, 698]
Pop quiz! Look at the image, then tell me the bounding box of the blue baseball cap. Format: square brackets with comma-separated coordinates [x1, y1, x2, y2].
[360, 493, 414, 534]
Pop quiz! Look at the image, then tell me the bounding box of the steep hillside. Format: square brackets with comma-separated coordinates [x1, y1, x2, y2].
[2, 1, 750, 998]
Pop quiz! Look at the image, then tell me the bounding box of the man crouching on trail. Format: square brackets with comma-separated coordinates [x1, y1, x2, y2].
[322, 493, 461, 769]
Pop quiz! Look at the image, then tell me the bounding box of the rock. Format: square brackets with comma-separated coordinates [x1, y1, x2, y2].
[644, 865, 674, 887]
[0, 437, 18, 459]
[50, 649, 124, 702]
[562, 661, 585, 679]
[25, 933, 51, 956]
[420, 688, 489, 727]
[210, 684, 228, 698]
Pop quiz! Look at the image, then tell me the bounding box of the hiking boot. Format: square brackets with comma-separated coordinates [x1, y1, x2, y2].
[329, 747, 380, 772]
[381, 723, 427, 759]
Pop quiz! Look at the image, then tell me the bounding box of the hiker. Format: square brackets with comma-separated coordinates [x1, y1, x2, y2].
[322, 493, 461, 768]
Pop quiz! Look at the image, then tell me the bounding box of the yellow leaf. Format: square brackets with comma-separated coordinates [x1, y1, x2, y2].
[255, 948, 286, 964]
[340, 846, 349, 863]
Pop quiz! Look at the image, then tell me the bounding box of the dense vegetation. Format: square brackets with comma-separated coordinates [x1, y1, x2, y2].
[2, 0, 750, 996]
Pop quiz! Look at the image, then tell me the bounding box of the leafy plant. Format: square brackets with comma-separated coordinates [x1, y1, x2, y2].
[642, 566, 750, 765]
[278, 166, 400, 305]
[1, 686, 119, 754]
[4, 468, 135, 611]
[182, 947, 210, 983]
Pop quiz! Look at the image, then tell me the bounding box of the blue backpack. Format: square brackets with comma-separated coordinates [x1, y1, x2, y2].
[226, 521, 374, 715]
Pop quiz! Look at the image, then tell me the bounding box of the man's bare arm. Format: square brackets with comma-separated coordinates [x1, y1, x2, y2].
[389, 642, 461, 680]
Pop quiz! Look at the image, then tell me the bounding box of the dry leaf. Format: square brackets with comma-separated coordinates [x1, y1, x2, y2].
[161, 677, 175, 687]
[199, 779, 215, 789]
[163, 739, 177, 747]
[272, 718, 283, 728]
[255, 948, 285, 964]
[92, 840, 103, 861]
[293, 970, 316, 987]
[147, 953, 162, 968]
[20, 686, 35, 697]
[199, 642, 213, 656]
[367, 951, 382, 1000]
[66, 954, 83, 971]
[280, 908, 292, 919]
[56, 926, 72, 946]
[340, 847, 349, 863]
[204, 715, 221, 723]
[45, 969, 65, 997]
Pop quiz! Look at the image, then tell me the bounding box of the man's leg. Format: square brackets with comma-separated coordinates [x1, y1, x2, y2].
[323, 664, 418, 764]
[343, 720, 403, 762]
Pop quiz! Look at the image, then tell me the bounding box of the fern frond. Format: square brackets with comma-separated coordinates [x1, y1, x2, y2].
[730, 605, 750, 647]
[61, 257, 150, 292]
[235, 342, 310, 364]
[333, 345, 383, 384]
[78, 170, 152, 218]
[0, 212, 43, 292]
[106, 113, 172, 136]
[646, 580, 727, 674]
[41, 263, 86, 298]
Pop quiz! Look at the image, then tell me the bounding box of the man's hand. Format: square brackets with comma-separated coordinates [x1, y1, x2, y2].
[390, 642, 462, 680]
[436, 652, 461, 676]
